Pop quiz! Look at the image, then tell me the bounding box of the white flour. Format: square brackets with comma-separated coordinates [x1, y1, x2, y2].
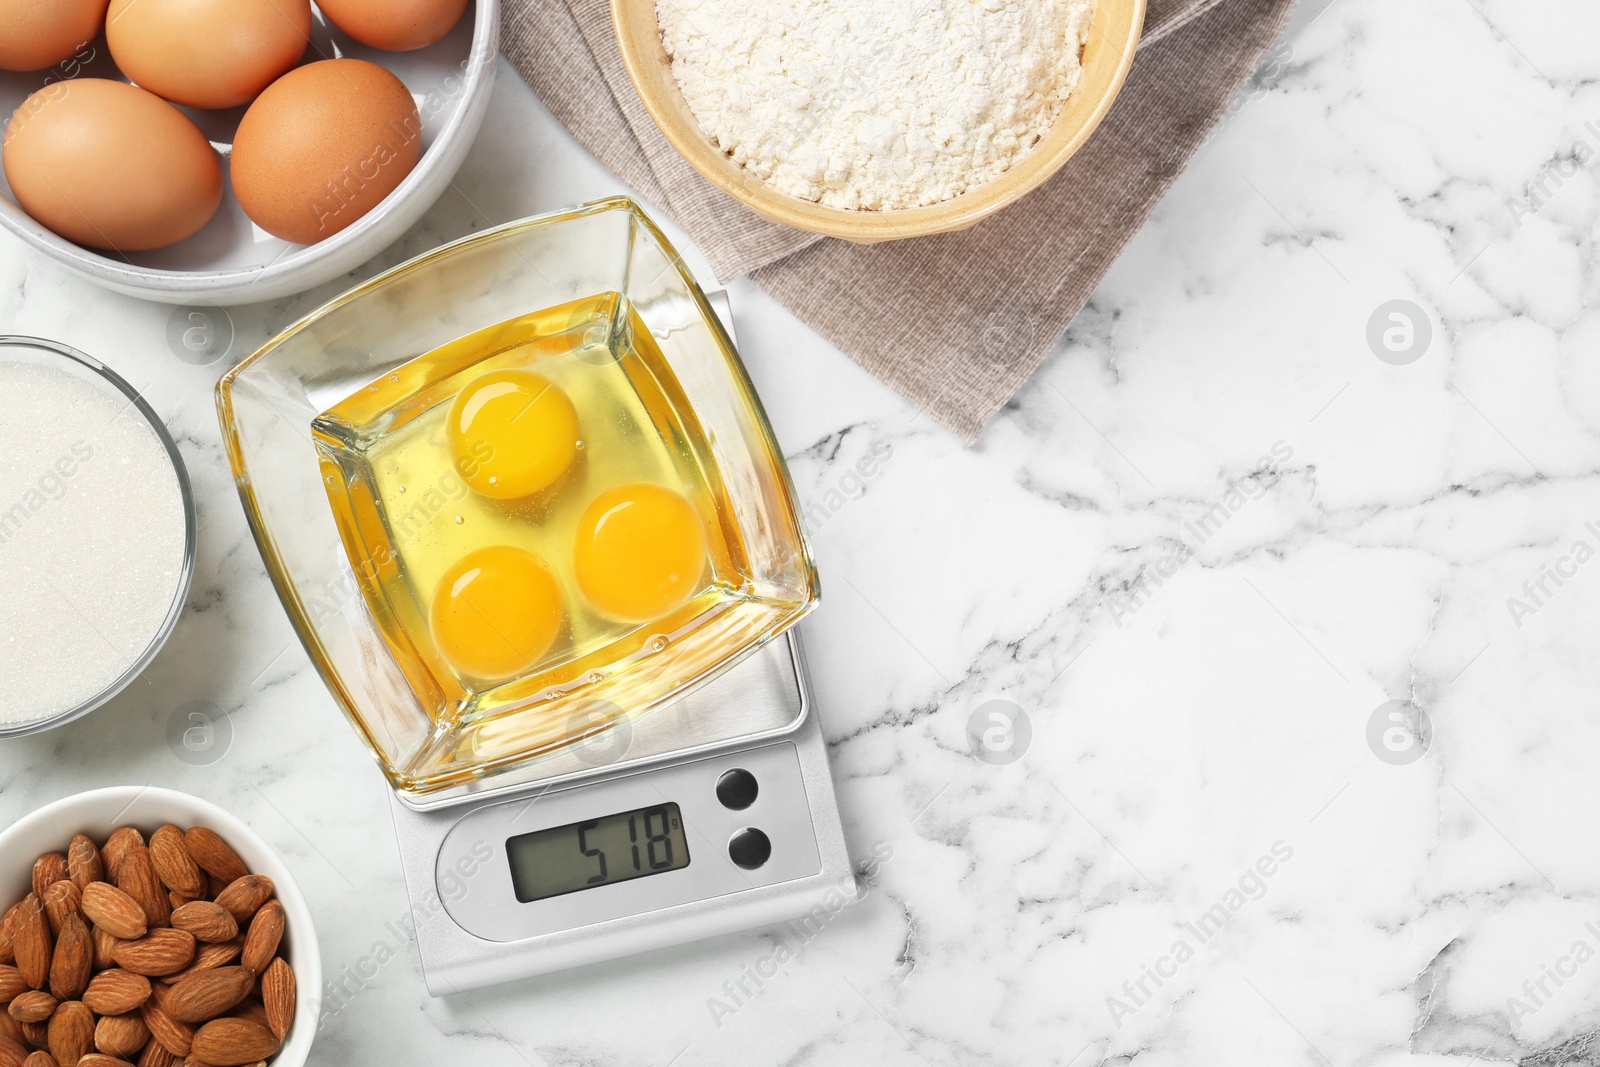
[656, 0, 1097, 210]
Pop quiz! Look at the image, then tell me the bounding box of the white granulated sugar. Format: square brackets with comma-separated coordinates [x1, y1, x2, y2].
[656, 0, 1096, 210]
[0, 360, 187, 724]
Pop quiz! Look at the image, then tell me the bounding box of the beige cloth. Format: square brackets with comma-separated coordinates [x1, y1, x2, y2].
[502, 0, 1298, 441]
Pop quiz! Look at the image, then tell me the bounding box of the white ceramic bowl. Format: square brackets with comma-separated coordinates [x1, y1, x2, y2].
[0, 1, 498, 305]
[0, 787, 321, 1066]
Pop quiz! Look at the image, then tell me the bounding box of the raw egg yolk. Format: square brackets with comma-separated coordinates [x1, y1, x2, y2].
[447, 369, 579, 499]
[429, 546, 564, 682]
[573, 484, 708, 623]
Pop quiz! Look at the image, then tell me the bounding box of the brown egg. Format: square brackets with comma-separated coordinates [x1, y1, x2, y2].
[106, 0, 312, 109]
[231, 59, 422, 245]
[2, 79, 222, 251]
[315, 0, 470, 51]
[0, 0, 110, 71]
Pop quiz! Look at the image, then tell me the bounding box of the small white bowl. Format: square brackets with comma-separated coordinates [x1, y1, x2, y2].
[0, 787, 321, 1066]
[0, 0, 497, 305]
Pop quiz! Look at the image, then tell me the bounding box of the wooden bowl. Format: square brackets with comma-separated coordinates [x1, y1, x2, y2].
[612, 0, 1146, 243]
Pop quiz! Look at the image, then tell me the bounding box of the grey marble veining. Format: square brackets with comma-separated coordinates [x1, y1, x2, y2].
[2, 0, 1599, 1062]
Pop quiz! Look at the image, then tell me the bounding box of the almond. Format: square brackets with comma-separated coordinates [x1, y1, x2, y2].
[18, 1020, 47, 1052]
[135, 1041, 171, 1067]
[0, 1011, 24, 1046]
[145, 983, 170, 1013]
[0, 968, 26, 1005]
[66, 836, 103, 894]
[47, 914, 90, 1003]
[78, 1056, 134, 1067]
[46, 1001, 91, 1067]
[136, 1003, 190, 1059]
[80, 886, 146, 943]
[0, 902, 24, 966]
[91, 929, 119, 972]
[82, 971, 151, 1017]
[157, 943, 238, 989]
[192, 941, 241, 977]
[209, 882, 270, 929]
[113, 851, 168, 931]
[166, 907, 233, 947]
[145, 831, 203, 902]
[6, 993, 54, 1025]
[101, 830, 144, 885]
[111, 931, 194, 978]
[134, 1041, 170, 1067]
[21, 1051, 56, 1067]
[0, 1038, 27, 1067]
[28, 859, 65, 905]
[226, 999, 269, 1031]
[162, 969, 252, 1026]
[237, 904, 281, 979]
[178, 834, 246, 889]
[165, 940, 242, 990]
[93, 1013, 148, 1060]
[11, 900, 50, 991]
[39, 885, 80, 939]
[259, 960, 293, 1041]
[188, 1019, 277, 1067]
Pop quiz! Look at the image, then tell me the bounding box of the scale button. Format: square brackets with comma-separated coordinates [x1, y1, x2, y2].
[727, 827, 771, 870]
[715, 768, 759, 810]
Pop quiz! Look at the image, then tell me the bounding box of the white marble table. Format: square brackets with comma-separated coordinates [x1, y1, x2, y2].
[4, 0, 1599, 1061]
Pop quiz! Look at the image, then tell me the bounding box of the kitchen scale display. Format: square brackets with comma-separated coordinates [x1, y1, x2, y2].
[506, 800, 691, 903]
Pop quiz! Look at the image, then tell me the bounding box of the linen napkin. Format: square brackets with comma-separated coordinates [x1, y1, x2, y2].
[501, 0, 1298, 441]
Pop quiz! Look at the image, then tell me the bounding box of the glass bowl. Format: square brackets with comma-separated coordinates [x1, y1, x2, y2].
[0, 336, 196, 738]
[217, 197, 819, 802]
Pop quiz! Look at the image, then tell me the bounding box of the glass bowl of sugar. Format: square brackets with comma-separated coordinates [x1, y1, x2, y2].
[0, 337, 195, 736]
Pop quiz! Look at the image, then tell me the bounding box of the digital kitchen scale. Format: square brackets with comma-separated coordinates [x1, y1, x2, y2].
[389, 630, 853, 993]
[385, 295, 855, 993]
